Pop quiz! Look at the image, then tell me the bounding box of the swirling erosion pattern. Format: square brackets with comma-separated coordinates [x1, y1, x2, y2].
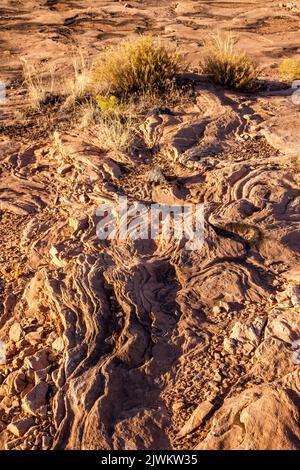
[0, 0, 300, 451]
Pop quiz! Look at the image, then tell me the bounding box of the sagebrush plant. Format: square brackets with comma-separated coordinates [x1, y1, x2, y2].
[202, 33, 257, 90]
[92, 35, 179, 96]
[279, 58, 300, 80]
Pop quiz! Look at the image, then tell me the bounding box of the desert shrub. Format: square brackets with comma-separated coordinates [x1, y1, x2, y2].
[279, 58, 300, 80]
[95, 94, 120, 113]
[92, 35, 179, 96]
[202, 33, 257, 90]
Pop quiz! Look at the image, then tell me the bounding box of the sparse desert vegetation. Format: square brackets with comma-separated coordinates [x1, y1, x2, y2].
[21, 58, 57, 110]
[279, 58, 300, 80]
[88, 112, 136, 154]
[18, 36, 191, 155]
[22, 51, 92, 111]
[92, 35, 179, 97]
[202, 33, 257, 90]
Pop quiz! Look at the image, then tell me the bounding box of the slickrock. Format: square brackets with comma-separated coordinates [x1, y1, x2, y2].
[196, 370, 300, 450]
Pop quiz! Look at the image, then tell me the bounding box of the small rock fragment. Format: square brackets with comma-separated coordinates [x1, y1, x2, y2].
[42, 434, 52, 450]
[146, 167, 167, 184]
[289, 286, 300, 308]
[22, 381, 49, 416]
[69, 215, 88, 232]
[172, 401, 185, 413]
[25, 331, 42, 344]
[25, 350, 49, 371]
[52, 337, 64, 352]
[5, 438, 23, 450]
[219, 301, 230, 312]
[212, 306, 221, 315]
[49, 244, 66, 268]
[14, 372, 27, 393]
[7, 416, 35, 437]
[229, 316, 266, 352]
[102, 161, 121, 179]
[223, 337, 236, 354]
[9, 323, 23, 343]
[178, 401, 214, 438]
[57, 164, 74, 175]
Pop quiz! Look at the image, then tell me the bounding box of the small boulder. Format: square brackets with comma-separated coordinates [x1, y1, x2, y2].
[25, 350, 49, 371]
[22, 381, 49, 416]
[7, 416, 35, 437]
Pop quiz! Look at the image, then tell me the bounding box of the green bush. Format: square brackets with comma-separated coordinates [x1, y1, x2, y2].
[95, 95, 120, 113]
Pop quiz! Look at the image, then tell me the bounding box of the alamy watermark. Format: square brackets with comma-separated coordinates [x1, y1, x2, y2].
[96, 196, 204, 251]
[0, 80, 6, 105]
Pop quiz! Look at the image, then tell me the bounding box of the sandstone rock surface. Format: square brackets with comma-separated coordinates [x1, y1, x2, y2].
[0, 0, 300, 452]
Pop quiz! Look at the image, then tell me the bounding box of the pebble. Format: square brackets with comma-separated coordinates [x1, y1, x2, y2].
[9, 323, 23, 343]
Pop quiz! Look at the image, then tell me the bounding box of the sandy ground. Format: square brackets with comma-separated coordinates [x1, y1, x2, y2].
[0, 0, 300, 450]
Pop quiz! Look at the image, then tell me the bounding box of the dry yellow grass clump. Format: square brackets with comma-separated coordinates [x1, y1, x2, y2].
[202, 33, 257, 90]
[279, 58, 300, 80]
[90, 115, 134, 153]
[92, 35, 179, 96]
[21, 58, 55, 110]
[79, 101, 135, 154]
[21, 52, 91, 111]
